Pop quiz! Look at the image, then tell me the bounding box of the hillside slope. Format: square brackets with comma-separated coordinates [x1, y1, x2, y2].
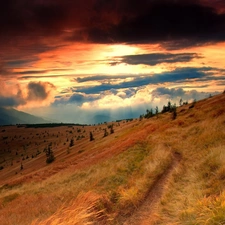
[0, 107, 49, 125]
[0, 93, 225, 225]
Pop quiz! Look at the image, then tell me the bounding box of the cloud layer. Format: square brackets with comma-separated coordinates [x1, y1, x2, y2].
[110, 53, 200, 66]
[72, 67, 219, 95]
[1, 0, 225, 48]
[0, 81, 55, 108]
[1, 0, 225, 123]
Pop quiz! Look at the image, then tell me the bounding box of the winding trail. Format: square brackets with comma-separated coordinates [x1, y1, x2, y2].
[122, 152, 181, 225]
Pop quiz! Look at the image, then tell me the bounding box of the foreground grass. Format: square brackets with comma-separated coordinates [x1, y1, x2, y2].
[1, 94, 225, 224]
[153, 96, 225, 224]
[0, 138, 172, 225]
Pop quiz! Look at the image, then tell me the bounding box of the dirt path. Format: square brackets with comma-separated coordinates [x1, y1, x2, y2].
[122, 152, 181, 225]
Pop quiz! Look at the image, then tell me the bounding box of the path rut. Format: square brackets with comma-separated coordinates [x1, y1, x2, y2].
[122, 152, 181, 225]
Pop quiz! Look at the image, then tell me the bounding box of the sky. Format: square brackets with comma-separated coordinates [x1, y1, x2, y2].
[1, 0, 225, 123]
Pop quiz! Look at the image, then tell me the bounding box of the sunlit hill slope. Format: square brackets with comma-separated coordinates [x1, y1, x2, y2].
[1, 93, 225, 225]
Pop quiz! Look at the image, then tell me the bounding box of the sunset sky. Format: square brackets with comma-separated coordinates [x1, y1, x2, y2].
[1, 0, 225, 123]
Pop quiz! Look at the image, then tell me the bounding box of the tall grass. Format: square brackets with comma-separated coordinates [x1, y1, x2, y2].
[31, 192, 101, 225]
[0, 141, 172, 225]
[152, 97, 225, 224]
[1, 94, 225, 224]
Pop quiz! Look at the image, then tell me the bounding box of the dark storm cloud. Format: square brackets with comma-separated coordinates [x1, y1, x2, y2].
[152, 87, 186, 98]
[69, 93, 100, 104]
[53, 93, 101, 106]
[27, 81, 55, 101]
[1, 0, 225, 49]
[74, 67, 211, 94]
[83, 0, 225, 47]
[110, 53, 200, 66]
[0, 81, 55, 107]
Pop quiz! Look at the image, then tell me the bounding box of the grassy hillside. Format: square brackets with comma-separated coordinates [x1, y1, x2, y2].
[0, 93, 225, 224]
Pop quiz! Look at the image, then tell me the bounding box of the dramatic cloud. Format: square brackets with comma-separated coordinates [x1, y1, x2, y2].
[54, 88, 138, 106]
[74, 67, 215, 94]
[54, 93, 101, 106]
[110, 53, 200, 66]
[85, 0, 225, 47]
[152, 87, 185, 98]
[0, 81, 55, 108]
[1, 0, 225, 48]
[27, 81, 55, 101]
[151, 87, 219, 104]
[35, 86, 219, 124]
[1, 0, 225, 123]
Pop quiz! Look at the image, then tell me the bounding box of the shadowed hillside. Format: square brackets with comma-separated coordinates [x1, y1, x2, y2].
[0, 93, 225, 224]
[0, 107, 50, 125]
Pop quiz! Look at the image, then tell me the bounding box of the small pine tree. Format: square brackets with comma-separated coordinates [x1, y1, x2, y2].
[179, 98, 183, 106]
[46, 144, 55, 164]
[69, 138, 74, 147]
[103, 128, 108, 137]
[172, 106, 177, 120]
[110, 125, 114, 134]
[168, 101, 171, 111]
[155, 106, 159, 118]
[90, 132, 94, 141]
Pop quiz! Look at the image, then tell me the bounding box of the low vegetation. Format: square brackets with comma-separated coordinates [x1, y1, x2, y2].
[0, 93, 225, 224]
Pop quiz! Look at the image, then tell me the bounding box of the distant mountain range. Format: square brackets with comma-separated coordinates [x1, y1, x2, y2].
[0, 107, 49, 125]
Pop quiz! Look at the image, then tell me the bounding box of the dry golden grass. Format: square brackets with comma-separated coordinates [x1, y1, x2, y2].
[151, 95, 225, 225]
[31, 192, 101, 225]
[1, 93, 225, 224]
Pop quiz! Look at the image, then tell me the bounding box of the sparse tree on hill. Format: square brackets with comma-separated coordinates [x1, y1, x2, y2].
[162, 101, 173, 113]
[110, 124, 114, 134]
[172, 105, 177, 120]
[103, 128, 108, 137]
[90, 132, 94, 141]
[45, 143, 55, 164]
[168, 101, 172, 111]
[145, 109, 154, 118]
[179, 98, 183, 106]
[69, 138, 74, 147]
[155, 106, 159, 118]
